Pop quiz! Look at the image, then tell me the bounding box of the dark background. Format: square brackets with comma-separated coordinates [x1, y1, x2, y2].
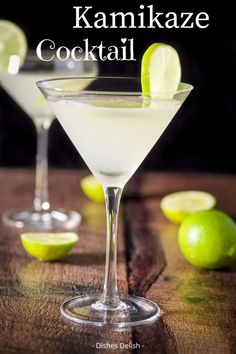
[0, 0, 235, 172]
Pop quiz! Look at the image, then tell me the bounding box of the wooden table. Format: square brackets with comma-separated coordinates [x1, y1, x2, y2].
[0, 169, 235, 354]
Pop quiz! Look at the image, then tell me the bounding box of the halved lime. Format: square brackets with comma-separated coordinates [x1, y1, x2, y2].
[20, 232, 79, 261]
[0, 20, 28, 72]
[141, 43, 181, 97]
[80, 175, 104, 202]
[160, 191, 216, 224]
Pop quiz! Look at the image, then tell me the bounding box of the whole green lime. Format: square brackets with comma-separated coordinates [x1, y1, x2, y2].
[178, 210, 236, 269]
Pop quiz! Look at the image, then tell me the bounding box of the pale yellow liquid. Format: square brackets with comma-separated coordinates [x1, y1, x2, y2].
[50, 96, 181, 187]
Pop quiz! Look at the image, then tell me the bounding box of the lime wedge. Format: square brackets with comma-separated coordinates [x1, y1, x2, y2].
[80, 175, 104, 202]
[20, 232, 79, 261]
[0, 20, 28, 72]
[141, 43, 181, 97]
[160, 191, 216, 224]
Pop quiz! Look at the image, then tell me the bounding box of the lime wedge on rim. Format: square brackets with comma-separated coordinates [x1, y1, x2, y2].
[160, 191, 216, 224]
[141, 43, 181, 97]
[0, 20, 28, 72]
[20, 232, 79, 261]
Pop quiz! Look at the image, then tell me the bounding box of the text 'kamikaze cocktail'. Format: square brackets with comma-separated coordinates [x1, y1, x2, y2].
[38, 43, 193, 327]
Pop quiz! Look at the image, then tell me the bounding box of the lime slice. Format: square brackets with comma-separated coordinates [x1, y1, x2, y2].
[160, 191, 216, 224]
[0, 20, 28, 72]
[80, 175, 104, 203]
[20, 232, 79, 261]
[141, 43, 181, 97]
[178, 210, 236, 269]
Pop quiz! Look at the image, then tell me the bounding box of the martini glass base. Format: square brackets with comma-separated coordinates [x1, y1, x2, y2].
[2, 209, 81, 229]
[61, 294, 160, 328]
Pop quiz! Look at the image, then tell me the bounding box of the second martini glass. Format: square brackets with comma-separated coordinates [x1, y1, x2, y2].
[0, 54, 97, 229]
[38, 77, 193, 326]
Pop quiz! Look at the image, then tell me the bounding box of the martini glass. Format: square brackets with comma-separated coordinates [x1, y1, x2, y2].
[0, 53, 97, 229]
[38, 77, 193, 327]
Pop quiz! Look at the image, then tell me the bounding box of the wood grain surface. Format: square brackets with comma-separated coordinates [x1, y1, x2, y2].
[0, 169, 235, 354]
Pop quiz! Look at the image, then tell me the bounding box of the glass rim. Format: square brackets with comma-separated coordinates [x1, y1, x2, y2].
[37, 76, 194, 96]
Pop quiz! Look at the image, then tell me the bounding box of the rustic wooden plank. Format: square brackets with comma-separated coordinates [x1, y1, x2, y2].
[125, 173, 236, 354]
[124, 203, 165, 297]
[0, 169, 132, 354]
[1, 170, 236, 354]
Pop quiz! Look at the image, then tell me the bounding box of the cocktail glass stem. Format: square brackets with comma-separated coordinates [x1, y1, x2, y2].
[34, 121, 51, 212]
[102, 187, 122, 307]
